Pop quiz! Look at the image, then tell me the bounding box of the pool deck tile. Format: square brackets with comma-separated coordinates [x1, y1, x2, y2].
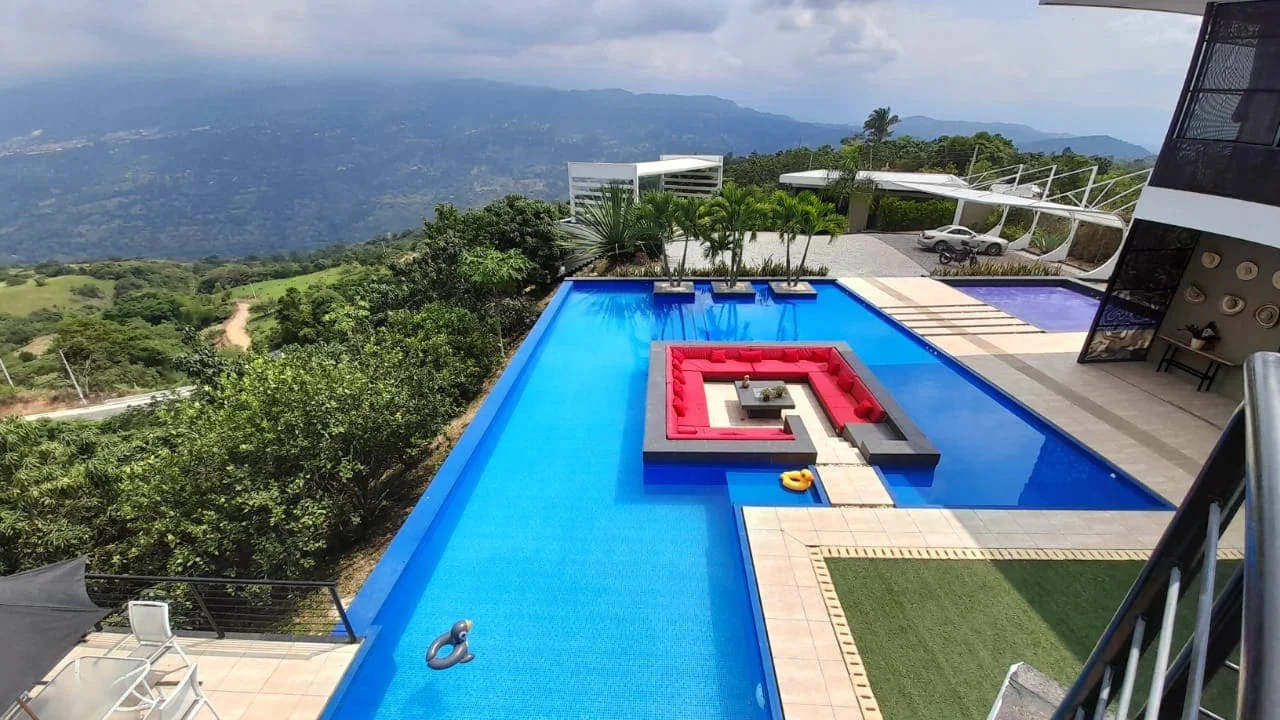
[43, 634, 357, 720]
[746, 277, 1247, 720]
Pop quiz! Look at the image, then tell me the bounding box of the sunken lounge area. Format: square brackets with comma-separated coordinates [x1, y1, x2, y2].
[643, 341, 939, 466]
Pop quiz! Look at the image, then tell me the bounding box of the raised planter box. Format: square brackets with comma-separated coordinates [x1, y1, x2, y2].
[710, 281, 757, 297]
[768, 281, 817, 297]
[652, 281, 696, 298]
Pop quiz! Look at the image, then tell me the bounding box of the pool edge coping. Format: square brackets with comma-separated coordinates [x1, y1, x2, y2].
[331, 282, 574, 666]
[736, 506, 786, 720]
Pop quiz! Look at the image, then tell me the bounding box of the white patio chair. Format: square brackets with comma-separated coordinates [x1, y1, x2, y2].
[107, 601, 193, 668]
[145, 665, 222, 720]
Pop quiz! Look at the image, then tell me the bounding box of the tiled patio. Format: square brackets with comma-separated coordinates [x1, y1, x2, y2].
[43, 633, 357, 719]
[748, 277, 1242, 720]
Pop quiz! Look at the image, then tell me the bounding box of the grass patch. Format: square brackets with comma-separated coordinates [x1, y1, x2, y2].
[827, 558, 1239, 720]
[226, 266, 353, 301]
[0, 275, 114, 314]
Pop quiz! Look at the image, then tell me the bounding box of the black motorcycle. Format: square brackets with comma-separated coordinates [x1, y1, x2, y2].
[938, 239, 980, 267]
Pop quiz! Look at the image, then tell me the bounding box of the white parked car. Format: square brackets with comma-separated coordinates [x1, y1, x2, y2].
[917, 225, 1007, 256]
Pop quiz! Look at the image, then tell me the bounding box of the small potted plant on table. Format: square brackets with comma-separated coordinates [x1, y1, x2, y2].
[1183, 322, 1219, 351]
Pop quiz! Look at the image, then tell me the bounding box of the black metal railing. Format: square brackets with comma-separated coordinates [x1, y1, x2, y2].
[1049, 352, 1280, 719]
[86, 573, 358, 643]
[1151, 138, 1280, 208]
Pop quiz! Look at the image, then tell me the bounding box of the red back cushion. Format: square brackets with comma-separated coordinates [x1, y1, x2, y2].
[868, 405, 887, 423]
[676, 426, 698, 435]
[672, 348, 686, 361]
[837, 376, 855, 393]
[673, 383, 685, 398]
[710, 350, 726, 363]
[762, 348, 784, 361]
[827, 362, 840, 376]
[810, 348, 829, 362]
[674, 401, 687, 417]
[782, 348, 799, 362]
[855, 400, 873, 420]
[741, 349, 763, 363]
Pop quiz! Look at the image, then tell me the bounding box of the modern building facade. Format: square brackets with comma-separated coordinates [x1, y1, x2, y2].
[566, 155, 723, 217]
[1063, 0, 1280, 398]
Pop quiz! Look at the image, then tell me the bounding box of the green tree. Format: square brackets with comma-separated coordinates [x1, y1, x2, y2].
[672, 196, 709, 284]
[768, 191, 806, 285]
[794, 193, 846, 286]
[458, 246, 534, 354]
[707, 183, 767, 287]
[636, 191, 681, 285]
[863, 107, 901, 144]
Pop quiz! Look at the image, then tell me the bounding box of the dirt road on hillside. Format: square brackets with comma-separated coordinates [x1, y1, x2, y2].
[218, 301, 252, 349]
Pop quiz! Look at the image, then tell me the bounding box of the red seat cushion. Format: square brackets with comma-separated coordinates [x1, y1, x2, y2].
[855, 400, 873, 420]
[752, 361, 807, 379]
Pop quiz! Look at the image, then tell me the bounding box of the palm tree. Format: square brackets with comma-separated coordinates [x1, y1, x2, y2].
[571, 183, 642, 264]
[672, 196, 708, 285]
[636, 191, 680, 285]
[863, 107, 900, 144]
[793, 193, 846, 286]
[707, 183, 767, 287]
[768, 191, 806, 285]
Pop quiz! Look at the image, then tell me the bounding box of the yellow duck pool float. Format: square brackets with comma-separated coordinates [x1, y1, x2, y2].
[780, 468, 814, 492]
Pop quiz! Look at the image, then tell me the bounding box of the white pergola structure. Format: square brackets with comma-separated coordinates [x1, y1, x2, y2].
[779, 169, 969, 193]
[780, 163, 1150, 279]
[567, 155, 723, 217]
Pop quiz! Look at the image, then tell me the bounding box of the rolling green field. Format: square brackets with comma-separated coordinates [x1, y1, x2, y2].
[227, 266, 353, 302]
[0, 275, 115, 315]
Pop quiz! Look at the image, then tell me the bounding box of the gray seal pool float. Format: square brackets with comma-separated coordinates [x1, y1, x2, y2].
[426, 619, 474, 670]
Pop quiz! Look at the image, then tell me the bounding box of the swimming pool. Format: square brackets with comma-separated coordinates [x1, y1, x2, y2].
[324, 281, 1168, 720]
[954, 282, 1102, 332]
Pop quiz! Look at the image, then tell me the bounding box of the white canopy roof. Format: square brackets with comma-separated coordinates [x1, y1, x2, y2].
[1039, 0, 1211, 15]
[779, 169, 967, 192]
[891, 180, 1129, 229]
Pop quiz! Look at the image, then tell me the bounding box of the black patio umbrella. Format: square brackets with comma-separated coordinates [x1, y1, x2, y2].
[0, 558, 111, 712]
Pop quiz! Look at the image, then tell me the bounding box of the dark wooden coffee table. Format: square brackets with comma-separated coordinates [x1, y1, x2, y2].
[735, 381, 795, 419]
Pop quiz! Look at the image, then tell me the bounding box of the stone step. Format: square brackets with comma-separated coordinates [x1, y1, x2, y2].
[986, 663, 1111, 720]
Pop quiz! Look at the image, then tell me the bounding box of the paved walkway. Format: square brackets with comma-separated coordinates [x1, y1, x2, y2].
[748, 276, 1241, 720]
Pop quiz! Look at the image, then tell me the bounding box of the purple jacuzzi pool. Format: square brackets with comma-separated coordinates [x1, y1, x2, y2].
[954, 283, 1101, 332]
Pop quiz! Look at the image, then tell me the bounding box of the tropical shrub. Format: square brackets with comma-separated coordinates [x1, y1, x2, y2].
[931, 260, 1060, 277]
[874, 198, 955, 231]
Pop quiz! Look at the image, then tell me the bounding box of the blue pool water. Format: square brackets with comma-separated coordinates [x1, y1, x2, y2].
[955, 283, 1101, 332]
[327, 281, 1168, 720]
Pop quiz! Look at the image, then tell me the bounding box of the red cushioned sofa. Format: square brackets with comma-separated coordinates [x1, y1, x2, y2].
[665, 344, 887, 441]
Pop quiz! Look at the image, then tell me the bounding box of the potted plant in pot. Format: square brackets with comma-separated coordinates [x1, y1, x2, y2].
[1183, 321, 1220, 351]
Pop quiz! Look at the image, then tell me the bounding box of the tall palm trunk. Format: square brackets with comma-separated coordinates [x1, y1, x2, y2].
[784, 235, 792, 286]
[796, 234, 814, 286]
[677, 237, 690, 285]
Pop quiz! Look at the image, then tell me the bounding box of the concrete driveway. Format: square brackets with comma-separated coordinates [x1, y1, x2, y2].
[664, 231, 928, 278]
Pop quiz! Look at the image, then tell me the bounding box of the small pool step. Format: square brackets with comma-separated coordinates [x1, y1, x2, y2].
[724, 469, 822, 507]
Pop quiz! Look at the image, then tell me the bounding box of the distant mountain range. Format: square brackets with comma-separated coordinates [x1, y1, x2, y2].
[0, 76, 1155, 264]
[893, 115, 1156, 158]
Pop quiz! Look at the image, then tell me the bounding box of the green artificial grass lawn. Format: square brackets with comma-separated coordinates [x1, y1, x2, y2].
[826, 558, 1240, 720]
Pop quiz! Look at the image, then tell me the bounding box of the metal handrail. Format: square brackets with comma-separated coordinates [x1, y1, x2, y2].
[86, 572, 358, 643]
[1050, 352, 1280, 719]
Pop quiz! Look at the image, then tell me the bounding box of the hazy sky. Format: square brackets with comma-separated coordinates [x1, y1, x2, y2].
[2, 0, 1201, 146]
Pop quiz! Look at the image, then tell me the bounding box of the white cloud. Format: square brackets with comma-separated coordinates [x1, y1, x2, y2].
[0, 0, 1202, 144]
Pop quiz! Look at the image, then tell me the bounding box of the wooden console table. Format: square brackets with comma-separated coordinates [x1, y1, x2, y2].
[1156, 333, 1237, 392]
